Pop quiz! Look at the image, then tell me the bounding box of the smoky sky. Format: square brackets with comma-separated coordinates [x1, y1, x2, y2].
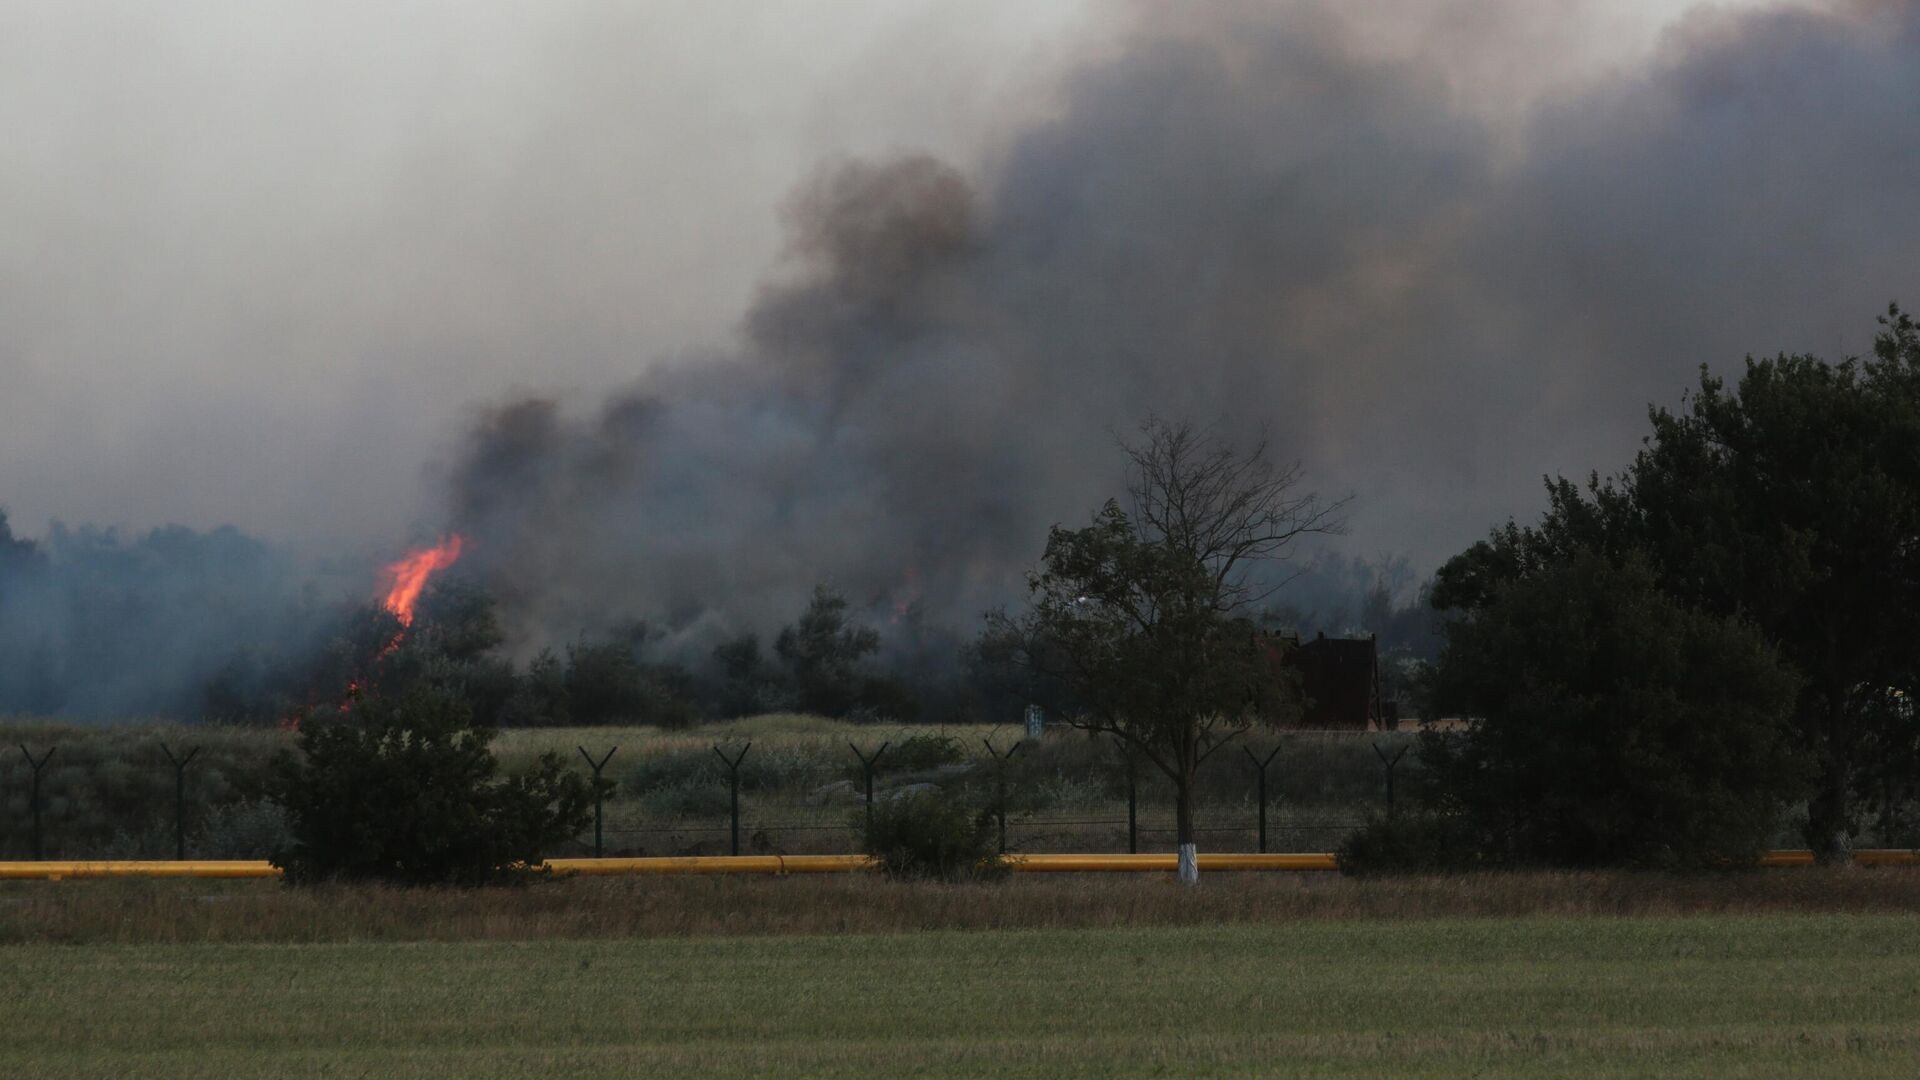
[6, 1, 1919, 654]
[442, 0, 1920, 648]
[0, 0, 1086, 558]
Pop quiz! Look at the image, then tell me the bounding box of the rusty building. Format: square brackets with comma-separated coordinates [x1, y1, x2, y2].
[1267, 631, 1391, 731]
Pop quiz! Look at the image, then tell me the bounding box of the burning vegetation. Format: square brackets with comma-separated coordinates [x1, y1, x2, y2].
[382, 536, 464, 631]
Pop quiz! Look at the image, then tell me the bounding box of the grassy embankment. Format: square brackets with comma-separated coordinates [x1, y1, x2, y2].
[5, 910, 1920, 1077]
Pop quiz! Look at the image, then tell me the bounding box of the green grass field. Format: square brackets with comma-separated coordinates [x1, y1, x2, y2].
[6, 913, 1920, 1077]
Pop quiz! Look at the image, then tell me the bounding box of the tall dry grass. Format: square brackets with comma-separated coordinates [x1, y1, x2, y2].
[0, 720, 288, 858]
[6, 867, 1920, 945]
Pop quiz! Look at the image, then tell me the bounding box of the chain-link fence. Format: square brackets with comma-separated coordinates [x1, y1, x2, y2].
[1, 727, 1427, 860]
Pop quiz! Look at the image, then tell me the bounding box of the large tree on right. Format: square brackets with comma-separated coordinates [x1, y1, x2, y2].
[1435, 307, 1920, 860]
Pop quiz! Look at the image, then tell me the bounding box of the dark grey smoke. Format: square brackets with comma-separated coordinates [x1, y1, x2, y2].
[448, 0, 1920, 648]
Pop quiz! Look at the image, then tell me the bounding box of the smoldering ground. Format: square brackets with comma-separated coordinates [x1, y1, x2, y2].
[445, 0, 1920, 649]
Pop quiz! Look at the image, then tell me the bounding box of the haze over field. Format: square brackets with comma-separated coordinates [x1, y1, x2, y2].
[4, 0, 1918, 664]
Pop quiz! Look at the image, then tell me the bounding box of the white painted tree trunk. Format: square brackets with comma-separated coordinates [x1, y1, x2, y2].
[1177, 842, 1198, 884]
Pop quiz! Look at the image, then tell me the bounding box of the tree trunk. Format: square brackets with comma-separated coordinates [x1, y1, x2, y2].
[1807, 755, 1854, 866]
[1175, 761, 1199, 885]
[1806, 694, 1855, 866]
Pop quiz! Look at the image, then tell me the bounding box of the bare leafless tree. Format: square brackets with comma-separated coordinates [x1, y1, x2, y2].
[1122, 419, 1348, 611]
[987, 418, 1346, 882]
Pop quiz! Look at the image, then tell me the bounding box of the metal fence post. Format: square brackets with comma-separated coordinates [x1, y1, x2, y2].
[1373, 742, 1409, 817]
[159, 743, 200, 860]
[1244, 744, 1280, 853]
[1113, 738, 1138, 854]
[982, 737, 1021, 854]
[18, 745, 55, 860]
[849, 742, 889, 838]
[576, 746, 619, 858]
[713, 743, 752, 856]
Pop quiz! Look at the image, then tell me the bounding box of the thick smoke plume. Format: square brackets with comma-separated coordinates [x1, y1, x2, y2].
[448, 0, 1920, 649]
[4, 1, 1917, 714]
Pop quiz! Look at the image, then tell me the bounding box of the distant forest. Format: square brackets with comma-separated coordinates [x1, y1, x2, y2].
[0, 509, 1432, 724]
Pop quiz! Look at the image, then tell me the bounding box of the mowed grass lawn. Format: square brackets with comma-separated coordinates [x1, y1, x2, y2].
[6, 914, 1920, 1078]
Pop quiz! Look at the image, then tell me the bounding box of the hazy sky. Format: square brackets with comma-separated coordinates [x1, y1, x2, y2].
[1, 1, 1093, 553]
[0, 0, 1881, 575]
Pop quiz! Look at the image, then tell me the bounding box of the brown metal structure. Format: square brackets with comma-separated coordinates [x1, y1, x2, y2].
[1267, 631, 1386, 730]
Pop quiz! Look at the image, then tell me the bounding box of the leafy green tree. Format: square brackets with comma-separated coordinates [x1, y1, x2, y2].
[563, 640, 646, 722]
[499, 647, 571, 727]
[775, 585, 881, 716]
[1433, 307, 1920, 860]
[411, 579, 507, 661]
[710, 632, 794, 717]
[1419, 552, 1804, 867]
[988, 419, 1342, 883]
[309, 604, 407, 697]
[563, 638, 698, 727]
[369, 580, 520, 727]
[268, 684, 600, 885]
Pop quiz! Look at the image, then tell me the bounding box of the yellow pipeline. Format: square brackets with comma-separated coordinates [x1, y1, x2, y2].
[0, 854, 1337, 878]
[0, 850, 1914, 879]
[1004, 853, 1341, 872]
[0, 860, 280, 880]
[544, 855, 873, 875]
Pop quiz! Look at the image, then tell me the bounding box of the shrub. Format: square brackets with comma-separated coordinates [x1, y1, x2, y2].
[880, 732, 965, 773]
[849, 676, 921, 724]
[197, 799, 292, 859]
[639, 778, 733, 820]
[268, 685, 601, 885]
[732, 744, 829, 792]
[859, 790, 1006, 882]
[1335, 813, 1484, 876]
[1027, 773, 1106, 812]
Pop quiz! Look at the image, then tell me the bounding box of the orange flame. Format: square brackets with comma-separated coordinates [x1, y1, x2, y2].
[382, 535, 464, 627]
[279, 538, 464, 731]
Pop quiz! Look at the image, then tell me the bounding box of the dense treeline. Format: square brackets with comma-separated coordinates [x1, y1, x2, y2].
[1347, 306, 1920, 870]
[0, 508, 1432, 728]
[0, 518, 331, 718]
[280, 581, 954, 730]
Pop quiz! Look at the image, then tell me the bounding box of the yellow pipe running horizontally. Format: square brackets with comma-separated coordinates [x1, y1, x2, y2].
[0, 860, 281, 880]
[1003, 853, 1341, 872]
[0, 850, 1914, 880]
[543, 855, 873, 875]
